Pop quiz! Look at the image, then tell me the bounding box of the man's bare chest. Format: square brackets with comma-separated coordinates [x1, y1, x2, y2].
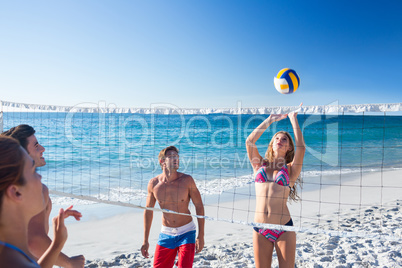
[154, 183, 190, 203]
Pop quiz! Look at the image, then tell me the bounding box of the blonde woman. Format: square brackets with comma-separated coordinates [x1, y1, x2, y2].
[246, 111, 305, 267]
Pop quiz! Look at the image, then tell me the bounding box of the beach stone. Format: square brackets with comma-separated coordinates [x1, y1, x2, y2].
[98, 260, 108, 266]
[355, 243, 365, 248]
[335, 248, 345, 254]
[115, 254, 127, 259]
[395, 229, 402, 237]
[323, 243, 337, 250]
[346, 254, 361, 263]
[361, 255, 377, 266]
[388, 250, 402, 258]
[230, 261, 246, 267]
[203, 254, 217, 260]
[196, 264, 211, 268]
[335, 254, 347, 264]
[319, 256, 333, 262]
[126, 264, 143, 268]
[316, 250, 325, 256]
[302, 246, 313, 253]
[329, 236, 340, 243]
[378, 246, 389, 253]
[242, 253, 253, 259]
[222, 248, 232, 253]
[197, 260, 211, 266]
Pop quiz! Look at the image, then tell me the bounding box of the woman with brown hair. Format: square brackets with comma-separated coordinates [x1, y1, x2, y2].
[246, 111, 305, 267]
[0, 136, 68, 268]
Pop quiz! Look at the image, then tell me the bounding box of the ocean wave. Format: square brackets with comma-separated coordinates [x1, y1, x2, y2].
[49, 166, 402, 206]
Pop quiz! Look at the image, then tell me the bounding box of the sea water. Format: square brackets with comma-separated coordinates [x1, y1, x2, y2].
[3, 112, 401, 209]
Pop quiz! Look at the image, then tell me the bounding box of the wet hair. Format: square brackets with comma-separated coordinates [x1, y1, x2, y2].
[1, 124, 35, 150]
[0, 136, 26, 211]
[158, 146, 179, 169]
[264, 131, 301, 202]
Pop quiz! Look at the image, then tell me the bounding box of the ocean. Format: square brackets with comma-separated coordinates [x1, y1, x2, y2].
[2, 112, 402, 208]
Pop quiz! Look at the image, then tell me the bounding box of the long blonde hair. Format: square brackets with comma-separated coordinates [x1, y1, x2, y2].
[263, 131, 301, 202]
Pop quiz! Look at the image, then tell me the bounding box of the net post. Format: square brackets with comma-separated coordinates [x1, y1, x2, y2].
[0, 100, 3, 133]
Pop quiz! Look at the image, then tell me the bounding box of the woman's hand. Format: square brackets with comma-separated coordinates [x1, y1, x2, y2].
[53, 208, 68, 250]
[287, 111, 298, 122]
[288, 103, 302, 123]
[37, 208, 70, 268]
[64, 205, 82, 221]
[268, 114, 288, 123]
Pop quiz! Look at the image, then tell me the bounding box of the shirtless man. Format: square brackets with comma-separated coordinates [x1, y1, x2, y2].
[1, 124, 85, 268]
[141, 146, 205, 268]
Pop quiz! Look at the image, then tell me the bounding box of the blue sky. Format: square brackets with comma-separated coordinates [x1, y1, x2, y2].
[1, 0, 401, 109]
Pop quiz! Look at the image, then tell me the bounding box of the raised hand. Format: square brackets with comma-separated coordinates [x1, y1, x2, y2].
[288, 103, 303, 122]
[64, 205, 82, 221]
[268, 114, 288, 123]
[53, 208, 68, 249]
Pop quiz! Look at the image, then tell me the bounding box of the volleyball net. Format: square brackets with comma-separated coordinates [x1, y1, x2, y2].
[1, 100, 401, 241]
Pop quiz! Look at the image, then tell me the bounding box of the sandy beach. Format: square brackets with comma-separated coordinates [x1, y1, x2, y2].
[55, 169, 402, 267]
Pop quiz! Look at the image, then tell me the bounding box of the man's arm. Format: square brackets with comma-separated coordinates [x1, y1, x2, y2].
[29, 189, 84, 268]
[189, 177, 205, 253]
[141, 179, 157, 258]
[38, 208, 68, 268]
[29, 222, 84, 268]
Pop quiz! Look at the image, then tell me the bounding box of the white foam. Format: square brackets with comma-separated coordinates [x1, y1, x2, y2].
[2, 100, 401, 114]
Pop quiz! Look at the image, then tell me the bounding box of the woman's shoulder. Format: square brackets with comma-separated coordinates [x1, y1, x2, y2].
[0, 246, 37, 268]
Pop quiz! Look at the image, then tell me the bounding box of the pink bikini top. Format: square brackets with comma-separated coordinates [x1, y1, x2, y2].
[254, 163, 290, 187]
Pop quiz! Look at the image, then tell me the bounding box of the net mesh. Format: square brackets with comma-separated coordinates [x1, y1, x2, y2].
[1, 100, 401, 241]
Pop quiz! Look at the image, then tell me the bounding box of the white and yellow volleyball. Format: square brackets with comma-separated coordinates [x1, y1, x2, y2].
[273, 68, 300, 94]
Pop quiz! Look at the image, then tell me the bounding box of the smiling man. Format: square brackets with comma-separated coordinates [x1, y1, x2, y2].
[1, 124, 85, 268]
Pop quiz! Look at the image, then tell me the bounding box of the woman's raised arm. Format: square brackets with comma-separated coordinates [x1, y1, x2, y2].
[288, 111, 306, 185]
[246, 114, 287, 171]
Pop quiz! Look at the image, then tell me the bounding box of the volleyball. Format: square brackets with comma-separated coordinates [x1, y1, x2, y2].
[273, 68, 300, 94]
